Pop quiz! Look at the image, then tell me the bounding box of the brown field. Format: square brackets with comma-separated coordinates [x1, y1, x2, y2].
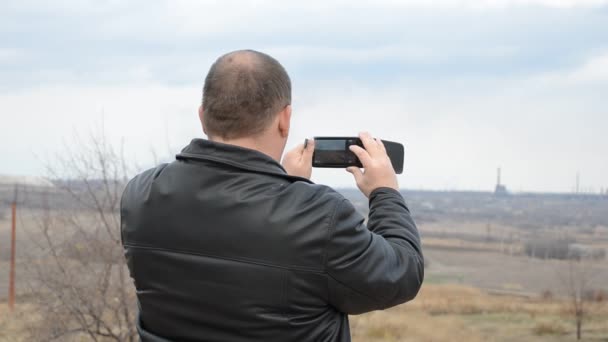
[424, 246, 608, 296]
[419, 220, 608, 297]
[1, 207, 607, 341]
[2, 284, 607, 341]
[350, 284, 608, 342]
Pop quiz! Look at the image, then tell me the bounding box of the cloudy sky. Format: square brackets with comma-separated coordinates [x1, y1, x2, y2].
[1, 0, 607, 192]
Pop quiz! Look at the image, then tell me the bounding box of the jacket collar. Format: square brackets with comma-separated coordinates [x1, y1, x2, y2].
[176, 138, 312, 183]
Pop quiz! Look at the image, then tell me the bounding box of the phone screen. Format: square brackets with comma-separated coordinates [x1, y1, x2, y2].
[313, 138, 362, 167]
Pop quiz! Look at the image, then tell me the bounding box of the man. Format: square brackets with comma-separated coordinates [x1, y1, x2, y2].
[121, 50, 423, 342]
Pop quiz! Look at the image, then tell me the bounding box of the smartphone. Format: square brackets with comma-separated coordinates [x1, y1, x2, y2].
[311, 137, 404, 174]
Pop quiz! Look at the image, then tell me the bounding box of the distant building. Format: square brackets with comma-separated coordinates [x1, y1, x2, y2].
[494, 167, 508, 196]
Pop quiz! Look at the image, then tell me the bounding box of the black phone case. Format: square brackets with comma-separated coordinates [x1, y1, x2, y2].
[312, 137, 404, 174]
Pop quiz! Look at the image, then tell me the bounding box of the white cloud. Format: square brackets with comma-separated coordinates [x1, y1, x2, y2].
[168, 0, 608, 11]
[0, 83, 202, 172]
[1, 1, 607, 192]
[284, 73, 608, 192]
[262, 44, 524, 70]
[4, 0, 606, 42]
[1, 67, 606, 192]
[264, 45, 433, 64]
[0, 48, 24, 63]
[570, 53, 608, 82]
[8, 0, 606, 13]
[534, 51, 608, 85]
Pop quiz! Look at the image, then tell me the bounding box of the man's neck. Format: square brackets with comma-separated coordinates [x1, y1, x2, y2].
[209, 136, 282, 162]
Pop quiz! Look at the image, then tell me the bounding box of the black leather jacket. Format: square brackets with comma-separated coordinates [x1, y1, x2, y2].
[121, 139, 424, 342]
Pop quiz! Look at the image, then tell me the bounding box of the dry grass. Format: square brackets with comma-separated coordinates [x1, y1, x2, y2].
[0, 303, 40, 342]
[532, 321, 568, 336]
[351, 309, 485, 342]
[406, 284, 564, 316]
[2, 284, 608, 341]
[350, 284, 608, 342]
[422, 237, 511, 253]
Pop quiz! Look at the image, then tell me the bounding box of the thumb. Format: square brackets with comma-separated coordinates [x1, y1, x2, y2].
[346, 166, 363, 183]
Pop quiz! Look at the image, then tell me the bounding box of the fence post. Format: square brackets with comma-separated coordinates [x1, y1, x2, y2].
[9, 185, 17, 311]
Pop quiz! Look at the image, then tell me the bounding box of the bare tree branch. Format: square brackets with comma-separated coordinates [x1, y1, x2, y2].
[21, 124, 137, 341]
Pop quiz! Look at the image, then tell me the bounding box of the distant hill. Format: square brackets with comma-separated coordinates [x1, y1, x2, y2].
[337, 188, 608, 229]
[0, 174, 55, 188]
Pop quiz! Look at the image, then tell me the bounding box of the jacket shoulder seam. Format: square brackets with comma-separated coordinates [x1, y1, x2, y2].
[120, 164, 169, 244]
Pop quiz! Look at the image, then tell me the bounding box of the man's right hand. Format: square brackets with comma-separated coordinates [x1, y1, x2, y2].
[346, 132, 399, 198]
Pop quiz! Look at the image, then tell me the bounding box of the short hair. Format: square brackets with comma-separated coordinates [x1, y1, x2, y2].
[202, 50, 291, 139]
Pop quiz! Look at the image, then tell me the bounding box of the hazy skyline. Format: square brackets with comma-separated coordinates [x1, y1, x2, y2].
[1, 0, 607, 192]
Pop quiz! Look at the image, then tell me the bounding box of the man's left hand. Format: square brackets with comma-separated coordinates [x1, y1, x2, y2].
[282, 139, 314, 180]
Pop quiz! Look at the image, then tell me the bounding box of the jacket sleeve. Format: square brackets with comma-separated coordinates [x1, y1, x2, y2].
[325, 187, 424, 314]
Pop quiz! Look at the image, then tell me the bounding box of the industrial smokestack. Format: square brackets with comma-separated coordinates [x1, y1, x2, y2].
[494, 167, 508, 196]
[497, 167, 502, 187]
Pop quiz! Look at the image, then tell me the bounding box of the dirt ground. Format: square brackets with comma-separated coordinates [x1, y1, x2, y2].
[424, 246, 608, 296]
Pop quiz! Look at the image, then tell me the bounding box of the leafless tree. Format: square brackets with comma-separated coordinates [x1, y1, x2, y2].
[559, 256, 598, 340]
[21, 126, 137, 341]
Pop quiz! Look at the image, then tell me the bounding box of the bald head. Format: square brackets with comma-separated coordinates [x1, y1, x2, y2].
[202, 50, 292, 140]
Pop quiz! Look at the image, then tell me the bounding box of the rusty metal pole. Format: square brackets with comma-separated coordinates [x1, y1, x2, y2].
[8, 186, 17, 311]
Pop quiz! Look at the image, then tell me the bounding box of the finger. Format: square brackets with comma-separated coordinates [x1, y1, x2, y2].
[293, 142, 305, 155]
[305, 138, 314, 151]
[302, 138, 315, 162]
[284, 143, 304, 162]
[346, 166, 363, 183]
[359, 132, 380, 157]
[377, 139, 387, 154]
[349, 145, 372, 167]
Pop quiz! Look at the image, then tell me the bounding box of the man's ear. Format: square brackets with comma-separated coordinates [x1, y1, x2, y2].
[198, 105, 207, 135]
[278, 105, 292, 138]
